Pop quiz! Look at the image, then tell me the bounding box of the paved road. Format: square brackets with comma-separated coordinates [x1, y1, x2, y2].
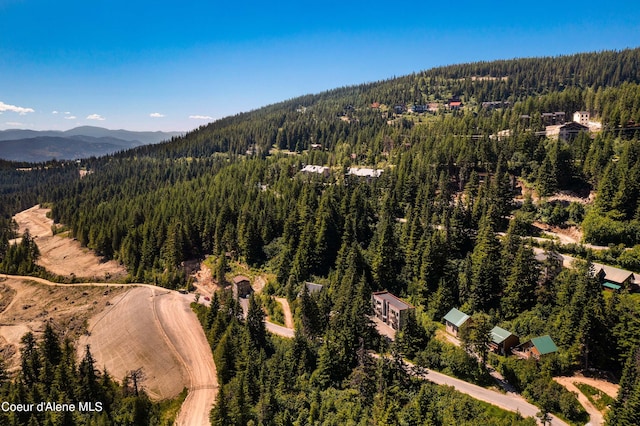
[238, 296, 295, 339]
[380, 355, 568, 426]
[266, 321, 295, 338]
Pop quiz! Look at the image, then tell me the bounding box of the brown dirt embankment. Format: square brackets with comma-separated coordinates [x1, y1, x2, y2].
[13, 205, 126, 279]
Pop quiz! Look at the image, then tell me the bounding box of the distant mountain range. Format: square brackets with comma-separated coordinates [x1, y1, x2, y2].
[0, 126, 183, 162]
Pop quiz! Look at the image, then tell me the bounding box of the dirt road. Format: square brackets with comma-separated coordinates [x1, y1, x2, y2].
[274, 297, 294, 329]
[553, 376, 619, 426]
[155, 291, 217, 426]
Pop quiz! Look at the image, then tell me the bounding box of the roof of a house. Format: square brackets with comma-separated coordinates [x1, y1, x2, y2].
[348, 167, 384, 178]
[443, 308, 470, 328]
[603, 281, 622, 290]
[593, 263, 635, 284]
[530, 335, 558, 355]
[232, 275, 251, 284]
[372, 291, 413, 311]
[491, 326, 514, 345]
[304, 282, 324, 293]
[301, 165, 329, 174]
[561, 122, 589, 130]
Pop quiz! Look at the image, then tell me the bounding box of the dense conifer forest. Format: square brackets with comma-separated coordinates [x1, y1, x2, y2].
[2, 48, 640, 424]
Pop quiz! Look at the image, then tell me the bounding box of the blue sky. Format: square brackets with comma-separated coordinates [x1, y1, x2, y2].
[1, 1, 639, 132]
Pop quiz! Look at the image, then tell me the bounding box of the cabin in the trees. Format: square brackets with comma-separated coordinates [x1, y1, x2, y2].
[516, 335, 558, 359]
[393, 104, 406, 114]
[347, 167, 384, 182]
[299, 281, 324, 297]
[371, 291, 414, 331]
[300, 165, 330, 177]
[448, 100, 462, 110]
[443, 308, 470, 337]
[410, 104, 427, 113]
[593, 263, 638, 292]
[489, 326, 520, 356]
[232, 275, 253, 299]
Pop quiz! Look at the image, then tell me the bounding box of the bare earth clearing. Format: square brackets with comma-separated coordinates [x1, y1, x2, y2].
[13, 205, 126, 279]
[0, 276, 127, 372]
[553, 376, 619, 426]
[6, 206, 217, 425]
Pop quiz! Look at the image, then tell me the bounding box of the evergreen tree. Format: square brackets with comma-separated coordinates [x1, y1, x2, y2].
[501, 243, 539, 318]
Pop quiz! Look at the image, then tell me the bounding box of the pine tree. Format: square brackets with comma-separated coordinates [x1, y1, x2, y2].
[501, 243, 539, 318]
[246, 294, 266, 349]
[469, 209, 502, 311]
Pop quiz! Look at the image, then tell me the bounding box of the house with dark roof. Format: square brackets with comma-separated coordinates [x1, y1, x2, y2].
[489, 326, 520, 356]
[593, 263, 638, 291]
[516, 335, 558, 359]
[443, 308, 470, 337]
[232, 275, 253, 300]
[298, 281, 324, 297]
[372, 291, 414, 331]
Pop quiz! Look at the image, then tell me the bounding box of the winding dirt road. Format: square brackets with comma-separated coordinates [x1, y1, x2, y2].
[553, 376, 619, 426]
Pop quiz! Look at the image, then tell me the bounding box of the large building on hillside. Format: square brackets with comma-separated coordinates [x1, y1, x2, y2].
[371, 291, 414, 331]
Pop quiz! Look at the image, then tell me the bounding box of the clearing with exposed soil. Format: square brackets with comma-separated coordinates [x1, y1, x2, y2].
[13, 205, 126, 279]
[0, 276, 128, 372]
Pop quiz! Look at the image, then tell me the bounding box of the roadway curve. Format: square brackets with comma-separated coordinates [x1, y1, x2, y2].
[389, 355, 569, 426]
[553, 376, 619, 426]
[2, 274, 217, 426]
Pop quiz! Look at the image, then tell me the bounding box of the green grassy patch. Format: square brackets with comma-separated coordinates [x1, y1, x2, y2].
[158, 388, 188, 426]
[574, 382, 615, 412]
[261, 294, 285, 326]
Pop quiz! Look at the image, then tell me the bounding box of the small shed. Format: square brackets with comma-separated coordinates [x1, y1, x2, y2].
[232, 275, 252, 300]
[517, 335, 558, 359]
[443, 308, 470, 337]
[489, 326, 520, 356]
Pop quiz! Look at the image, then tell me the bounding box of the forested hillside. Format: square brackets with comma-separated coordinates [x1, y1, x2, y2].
[2, 48, 640, 424]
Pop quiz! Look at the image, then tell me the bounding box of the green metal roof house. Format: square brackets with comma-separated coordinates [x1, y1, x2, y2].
[443, 308, 470, 337]
[517, 335, 558, 359]
[489, 326, 520, 356]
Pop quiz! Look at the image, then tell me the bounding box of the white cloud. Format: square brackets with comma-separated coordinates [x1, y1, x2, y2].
[65, 115, 77, 120]
[0, 101, 35, 115]
[189, 115, 213, 120]
[86, 114, 105, 121]
[150, 112, 165, 118]
[5, 122, 24, 127]
[52, 110, 59, 114]
[64, 111, 71, 115]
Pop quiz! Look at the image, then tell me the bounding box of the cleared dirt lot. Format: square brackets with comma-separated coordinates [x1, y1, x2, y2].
[78, 286, 217, 424]
[0, 276, 128, 372]
[78, 287, 189, 400]
[13, 205, 126, 279]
